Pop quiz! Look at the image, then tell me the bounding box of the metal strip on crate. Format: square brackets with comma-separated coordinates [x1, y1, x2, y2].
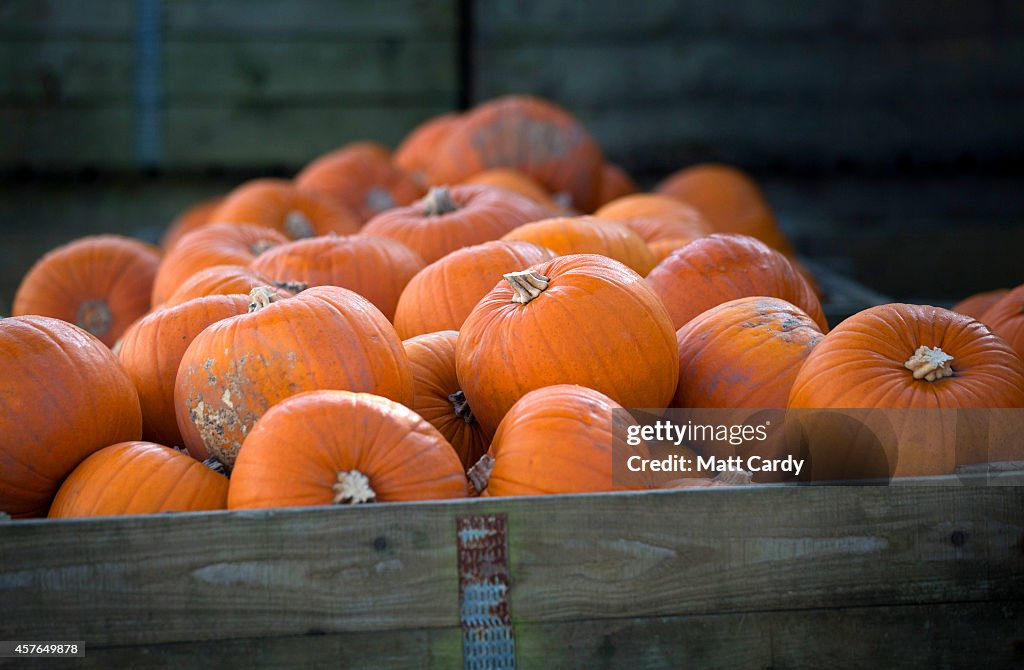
[457, 514, 516, 670]
[134, 0, 164, 167]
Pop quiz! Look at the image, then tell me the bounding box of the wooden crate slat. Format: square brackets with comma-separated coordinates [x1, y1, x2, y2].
[1, 485, 1021, 646]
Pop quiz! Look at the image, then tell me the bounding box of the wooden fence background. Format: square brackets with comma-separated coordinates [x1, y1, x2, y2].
[1, 0, 1022, 314]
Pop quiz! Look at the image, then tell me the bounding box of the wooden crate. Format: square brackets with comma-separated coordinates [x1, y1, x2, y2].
[2, 470, 1022, 668]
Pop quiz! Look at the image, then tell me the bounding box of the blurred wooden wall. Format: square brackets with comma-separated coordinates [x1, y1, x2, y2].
[1, 0, 1022, 314]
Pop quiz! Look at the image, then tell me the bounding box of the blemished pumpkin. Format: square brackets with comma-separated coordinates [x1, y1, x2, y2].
[295, 143, 424, 223]
[361, 184, 553, 264]
[952, 288, 1009, 321]
[594, 162, 638, 208]
[211, 178, 360, 239]
[118, 294, 253, 454]
[164, 265, 300, 308]
[426, 96, 605, 212]
[393, 239, 557, 339]
[1, 316, 143, 518]
[48, 441, 228, 518]
[655, 163, 795, 256]
[250, 234, 426, 321]
[456, 254, 679, 436]
[502, 216, 657, 276]
[393, 112, 462, 188]
[161, 195, 225, 250]
[788, 303, 1024, 479]
[403, 331, 489, 470]
[979, 283, 1024, 361]
[150, 223, 289, 307]
[13, 234, 161, 347]
[228, 390, 469, 509]
[645, 234, 827, 331]
[472, 385, 652, 496]
[175, 285, 414, 468]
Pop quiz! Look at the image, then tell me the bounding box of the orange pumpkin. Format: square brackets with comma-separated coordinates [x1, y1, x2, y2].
[595, 193, 713, 259]
[788, 303, 1024, 479]
[456, 254, 679, 436]
[228, 390, 469, 508]
[426, 96, 605, 212]
[150, 223, 289, 307]
[1, 316, 142, 518]
[211, 178, 360, 239]
[595, 162, 638, 207]
[13, 235, 161, 347]
[175, 286, 414, 468]
[118, 294, 252, 453]
[645, 234, 827, 331]
[361, 184, 552, 264]
[250, 234, 426, 321]
[394, 239, 557, 339]
[164, 265, 300, 308]
[462, 168, 567, 212]
[403, 331, 489, 470]
[656, 163, 795, 256]
[477, 385, 652, 496]
[953, 288, 1009, 321]
[295, 143, 424, 223]
[49, 441, 228, 517]
[161, 195, 224, 250]
[979, 284, 1024, 360]
[393, 112, 462, 188]
[502, 216, 657, 276]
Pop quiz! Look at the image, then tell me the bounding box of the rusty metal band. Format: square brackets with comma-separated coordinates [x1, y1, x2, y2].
[457, 514, 516, 669]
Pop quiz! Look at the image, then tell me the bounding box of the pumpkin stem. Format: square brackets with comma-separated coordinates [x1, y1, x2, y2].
[904, 345, 954, 381]
[77, 299, 113, 338]
[272, 280, 309, 294]
[202, 457, 229, 476]
[248, 286, 284, 312]
[504, 270, 551, 304]
[448, 390, 476, 424]
[714, 469, 753, 486]
[284, 210, 315, 239]
[333, 470, 376, 504]
[423, 186, 458, 216]
[467, 454, 494, 495]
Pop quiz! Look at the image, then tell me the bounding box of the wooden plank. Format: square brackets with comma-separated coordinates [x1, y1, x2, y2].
[0, 39, 456, 105]
[474, 0, 1003, 41]
[19, 601, 1021, 668]
[0, 1, 133, 38]
[1, 486, 1021, 646]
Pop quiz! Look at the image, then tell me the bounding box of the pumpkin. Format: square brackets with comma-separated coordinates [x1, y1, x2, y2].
[426, 96, 605, 212]
[211, 178, 360, 239]
[655, 163, 795, 256]
[594, 193, 713, 260]
[595, 162, 638, 207]
[472, 385, 652, 496]
[164, 265, 301, 308]
[249, 234, 426, 321]
[175, 285, 414, 468]
[118, 294, 253, 453]
[403, 331, 489, 470]
[49, 441, 228, 518]
[228, 390, 469, 508]
[13, 235, 161, 347]
[788, 303, 1024, 479]
[150, 223, 289, 307]
[393, 112, 462, 188]
[501, 216, 657, 276]
[979, 284, 1024, 361]
[393, 239, 557, 339]
[1, 316, 142, 518]
[645, 234, 827, 331]
[462, 168, 568, 212]
[161, 195, 224, 250]
[295, 143, 424, 223]
[456, 254, 679, 436]
[361, 184, 552, 264]
[954, 287, 1010, 321]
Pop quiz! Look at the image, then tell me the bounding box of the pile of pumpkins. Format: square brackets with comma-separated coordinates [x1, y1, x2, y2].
[3, 95, 1023, 520]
